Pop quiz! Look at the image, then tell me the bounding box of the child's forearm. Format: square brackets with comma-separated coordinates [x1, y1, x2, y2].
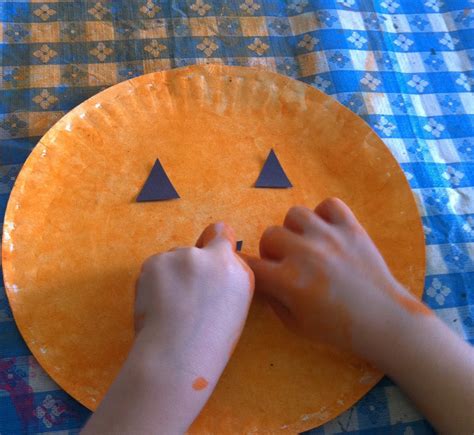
[82, 333, 210, 435]
[84, 222, 253, 435]
[372, 303, 474, 435]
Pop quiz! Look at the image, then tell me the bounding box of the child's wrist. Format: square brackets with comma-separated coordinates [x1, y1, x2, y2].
[356, 290, 434, 375]
[351, 281, 417, 366]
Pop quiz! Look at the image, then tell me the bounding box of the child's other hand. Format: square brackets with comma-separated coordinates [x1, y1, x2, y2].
[246, 198, 431, 358]
[135, 222, 254, 391]
[246, 199, 474, 435]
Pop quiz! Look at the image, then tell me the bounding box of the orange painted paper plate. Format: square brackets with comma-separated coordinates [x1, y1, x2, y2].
[2, 65, 425, 433]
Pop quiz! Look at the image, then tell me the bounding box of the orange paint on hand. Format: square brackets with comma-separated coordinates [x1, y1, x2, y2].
[229, 337, 239, 357]
[238, 252, 257, 296]
[196, 222, 236, 250]
[277, 259, 354, 349]
[134, 313, 146, 332]
[196, 225, 218, 248]
[387, 285, 433, 316]
[192, 376, 209, 391]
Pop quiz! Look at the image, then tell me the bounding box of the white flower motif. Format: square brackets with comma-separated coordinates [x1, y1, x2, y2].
[425, 0, 443, 12]
[34, 395, 65, 429]
[33, 89, 58, 109]
[462, 216, 474, 236]
[375, 116, 396, 136]
[380, 0, 399, 13]
[423, 225, 432, 236]
[442, 166, 465, 186]
[190, 0, 211, 16]
[144, 40, 167, 58]
[34, 406, 46, 419]
[33, 44, 58, 63]
[140, 0, 161, 18]
[313, 76, 331, 91]
[288, 0, 308, 13]
[408, 75, 428, 92]
[197, 37, 218, 57]
[33, 4, 57, 21]
[337, 0, 355, 6]
[240, 0, 261, 15]
[247, 37, 269, 56]
[423, 118, 445, 138]
[394, 34, 414, 51]
[90, 42, 113, 61]
[88, 2, 109, 20]
[298, 34, 318, 51]
[456, 73, 472, 91]
[360, 73, 380, 90]
[426, 278, 451, 305]
[35, 405, 52, 428]
[43, 395, 56, 409]
[439, 33, 459, 50]
[51, 403, 62, 417]
[347, 31, 367, 49]
[404, 171, 414, 181]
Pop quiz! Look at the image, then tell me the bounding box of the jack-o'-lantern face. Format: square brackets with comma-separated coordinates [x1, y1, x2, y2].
[2, 65, 425, 433]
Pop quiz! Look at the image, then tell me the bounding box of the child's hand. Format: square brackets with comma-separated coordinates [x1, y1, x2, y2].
[246, 198, 431, 357]
[245, 199, 474, 435]
[135, 222, 254, 389]
[84, 222, 254, 435]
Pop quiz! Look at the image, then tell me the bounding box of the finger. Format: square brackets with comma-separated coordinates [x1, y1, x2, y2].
[267, 297, 297, 333]
[284, 205, 331, 237]
[245, 255, 292, 308]
[196, 221, 236, 252]
[140, 254, 159, 274]
[259, 225, 307, 261]
[238, 252, 257, 266]
[315, 197, 359, 227]
[168, 246, 188, 253]
[134, 277, 146, 333]
[134, 313, 146, 333]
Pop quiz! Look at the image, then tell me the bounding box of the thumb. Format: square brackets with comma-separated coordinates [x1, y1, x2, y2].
[196, 222, 236, 252]
[244, 255, 292, 309]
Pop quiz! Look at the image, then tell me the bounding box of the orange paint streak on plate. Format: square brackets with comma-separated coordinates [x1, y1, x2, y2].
[2, 65, 425, 433]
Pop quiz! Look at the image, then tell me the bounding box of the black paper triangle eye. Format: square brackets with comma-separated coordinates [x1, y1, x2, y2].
[255, 149, 292, 188]
[137, 159, 180, 202]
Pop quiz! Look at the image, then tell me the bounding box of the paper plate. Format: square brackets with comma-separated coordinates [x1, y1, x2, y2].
[2, 65, 425, 433]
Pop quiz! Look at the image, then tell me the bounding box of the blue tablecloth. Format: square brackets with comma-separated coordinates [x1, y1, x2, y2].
[1, 1, 473, 433]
